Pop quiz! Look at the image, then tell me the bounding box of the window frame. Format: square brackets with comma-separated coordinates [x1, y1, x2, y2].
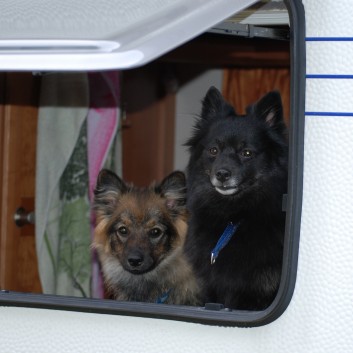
[0, 0, 305, 327]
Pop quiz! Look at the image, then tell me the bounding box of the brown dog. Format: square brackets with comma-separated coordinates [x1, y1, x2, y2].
[93, 169, 200, 305]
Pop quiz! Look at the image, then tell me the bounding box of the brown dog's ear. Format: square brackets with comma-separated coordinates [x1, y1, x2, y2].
[94, 169, 127, 217]
[158, 171, 186, 212]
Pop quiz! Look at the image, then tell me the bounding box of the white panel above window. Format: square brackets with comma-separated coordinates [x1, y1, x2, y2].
[0, 0, 288, 71]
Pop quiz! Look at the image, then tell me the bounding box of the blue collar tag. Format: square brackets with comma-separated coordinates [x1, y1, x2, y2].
[211, 222, 240, 265]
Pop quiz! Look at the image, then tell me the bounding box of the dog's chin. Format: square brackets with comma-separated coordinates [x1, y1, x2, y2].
[214, 186, 239, 196]
[210, 176, 240, 196]
[124, 265, 155, 275]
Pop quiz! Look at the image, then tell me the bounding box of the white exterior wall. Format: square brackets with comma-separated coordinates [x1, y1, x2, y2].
[2, 1, 353, 352]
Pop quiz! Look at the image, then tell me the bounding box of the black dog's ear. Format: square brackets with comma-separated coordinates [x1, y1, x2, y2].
[185, 87, 236, 149]
[201, 86, 236, 121]
[253, 91, 286, 132]
[94, 169, 127, 216]
[158, 171, 186, 212]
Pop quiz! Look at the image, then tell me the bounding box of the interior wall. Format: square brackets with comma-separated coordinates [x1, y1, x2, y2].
[173, 69, 222, 171]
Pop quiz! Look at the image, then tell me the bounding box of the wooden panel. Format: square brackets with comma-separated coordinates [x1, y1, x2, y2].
[0, 74, 5, 253]
[0, 73, 42, 293]
[122, 63, 175, 187]
[160, 33, 290, 68]
[222, 68, 291, 125]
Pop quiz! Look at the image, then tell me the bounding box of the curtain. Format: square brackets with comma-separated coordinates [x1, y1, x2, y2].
[35, 72, 121, 298]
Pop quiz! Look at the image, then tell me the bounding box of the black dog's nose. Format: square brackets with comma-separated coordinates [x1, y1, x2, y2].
[128, 252, 144, 268]
[215, 168, 231, 182]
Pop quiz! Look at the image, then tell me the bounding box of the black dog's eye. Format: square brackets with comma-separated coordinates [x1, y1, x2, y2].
[209, 147, 218, 156]
[241, 149, 253, 158]
[149, 228, 162, 239]
[117, 226, 128, 236]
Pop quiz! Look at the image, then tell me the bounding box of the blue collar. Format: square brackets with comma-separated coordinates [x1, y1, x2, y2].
[156, 288, 172, 304]
[211, 222, 241, 264]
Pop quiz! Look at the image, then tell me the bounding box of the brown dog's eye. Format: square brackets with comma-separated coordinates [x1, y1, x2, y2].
[117, 226, 128, 236]
[149, 228, 162, 239]
[209, 147, 218, 156]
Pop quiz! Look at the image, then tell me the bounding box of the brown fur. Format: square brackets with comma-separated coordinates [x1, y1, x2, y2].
[92, 170, 200, 305]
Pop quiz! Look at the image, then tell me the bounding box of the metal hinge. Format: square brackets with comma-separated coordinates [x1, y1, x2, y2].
[209, 22, 290, 41]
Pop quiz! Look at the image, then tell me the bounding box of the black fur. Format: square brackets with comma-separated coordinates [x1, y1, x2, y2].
[184, 87, 288, 310]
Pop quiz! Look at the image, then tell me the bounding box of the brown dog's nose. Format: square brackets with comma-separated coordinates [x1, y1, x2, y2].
[128, 252, 144, 268]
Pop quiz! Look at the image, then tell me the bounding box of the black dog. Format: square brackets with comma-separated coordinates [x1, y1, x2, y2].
[184, 87, 288, 310]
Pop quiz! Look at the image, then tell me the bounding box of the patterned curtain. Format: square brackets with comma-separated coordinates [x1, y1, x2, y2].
[35, 72, 121, 298]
